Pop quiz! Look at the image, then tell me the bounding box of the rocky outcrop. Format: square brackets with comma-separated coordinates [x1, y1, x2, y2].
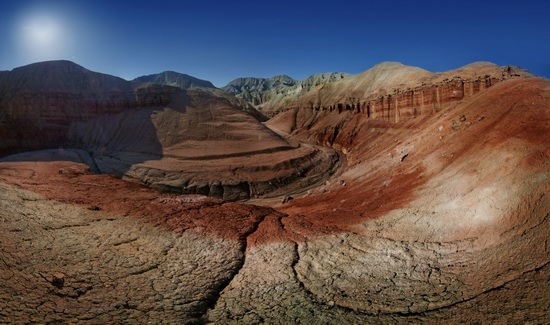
[133, 70, 266, 121]
[266, 62, 532, 150]
[222, 72, 350, 109]
[223, 75, 297, 96]
[261, 62, 529, 119]
[292, 73, 511, 122]
[222, 75, 297, 108]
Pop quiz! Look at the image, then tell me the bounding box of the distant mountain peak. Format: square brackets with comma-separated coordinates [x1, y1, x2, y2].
[132, 71, 215, 90]
[221, 72, 350, 108]
[0, 60, 131, 94]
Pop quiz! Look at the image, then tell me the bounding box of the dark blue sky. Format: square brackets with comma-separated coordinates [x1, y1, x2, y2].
[1, 0, 548, 86]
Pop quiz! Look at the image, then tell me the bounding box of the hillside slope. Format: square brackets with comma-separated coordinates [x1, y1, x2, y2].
[133, 70, 266, 120]
[0, 61, 136, 156]
[133, 71, 216, 90]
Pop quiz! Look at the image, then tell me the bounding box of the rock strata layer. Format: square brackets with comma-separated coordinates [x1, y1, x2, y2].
[0, 61, 337, 201]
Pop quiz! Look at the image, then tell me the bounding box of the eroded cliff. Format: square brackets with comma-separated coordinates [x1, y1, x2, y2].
[0, 61, 137, 156]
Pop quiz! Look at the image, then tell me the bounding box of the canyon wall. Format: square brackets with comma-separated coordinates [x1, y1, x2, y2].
[272, 66, 525, 121]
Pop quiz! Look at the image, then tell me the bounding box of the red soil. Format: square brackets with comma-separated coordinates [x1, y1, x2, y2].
[0, 161, 277, 242]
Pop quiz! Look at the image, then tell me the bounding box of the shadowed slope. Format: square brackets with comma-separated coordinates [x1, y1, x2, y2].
[0, 61, 337, 201]
[0, 61, 137, 156]
[63, 89, 338, 201]
[133, 70, 267, 121]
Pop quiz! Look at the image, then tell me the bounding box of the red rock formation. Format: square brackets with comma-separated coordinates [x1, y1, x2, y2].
[267, 63, 531, 151]
[0, 61, 138, 156]
[265, 62, 529, 122]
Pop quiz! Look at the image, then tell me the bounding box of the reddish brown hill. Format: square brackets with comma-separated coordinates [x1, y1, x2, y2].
[0, 61, 337, 201]
[63, 89, 337, 201]
[0, 61, 138, 156]
[265, 61, 530, 121]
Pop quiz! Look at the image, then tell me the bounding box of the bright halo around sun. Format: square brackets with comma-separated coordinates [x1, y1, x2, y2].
[16, 11, 71, 62]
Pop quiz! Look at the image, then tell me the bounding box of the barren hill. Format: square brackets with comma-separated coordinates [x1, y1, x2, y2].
[223, 72, 350, 109]
[132, 71, 216, 90]
[0, 60, 137, 156]
[133, 70, 266, 121]
[0, 61, 336, 201]
[0, 61, 549, 323]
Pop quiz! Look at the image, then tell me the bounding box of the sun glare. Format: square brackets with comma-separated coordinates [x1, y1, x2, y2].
[15, 9, 72, 63]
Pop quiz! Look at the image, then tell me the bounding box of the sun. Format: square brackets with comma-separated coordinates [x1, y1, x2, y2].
[16, 10, 70, 62]
[24, 16, 61, 47]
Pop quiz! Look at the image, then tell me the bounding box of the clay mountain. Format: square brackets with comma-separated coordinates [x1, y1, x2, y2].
[0, 60, 549, 323]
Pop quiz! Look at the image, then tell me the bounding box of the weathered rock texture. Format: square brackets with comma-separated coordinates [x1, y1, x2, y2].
[0, 61, 549, 323]
[252, 76, 550, 322]
[258, 62, 528, 118]
[133, 70, 266, 121]
[63, 89, 338, 201]
[0, 61, 136, 156]
[0, 61, 335, 201]
[0, 161, 280, 323]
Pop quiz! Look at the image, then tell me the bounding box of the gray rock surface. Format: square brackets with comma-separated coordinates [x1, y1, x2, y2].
[222, 72, 350, 110]
[132, 71, 216, 90]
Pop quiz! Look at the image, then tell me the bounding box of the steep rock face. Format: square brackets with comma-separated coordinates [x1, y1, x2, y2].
[0, 61, 138, 156]
[132, 71, 216, 90]
[266, 62, 532, 144]
[261, 62, 532, 119]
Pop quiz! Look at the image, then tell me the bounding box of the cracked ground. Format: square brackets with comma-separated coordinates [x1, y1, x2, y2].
[0, 157, 549, 323]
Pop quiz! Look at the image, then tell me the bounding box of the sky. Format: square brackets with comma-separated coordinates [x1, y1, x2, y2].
[0, 0, 548, 87]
